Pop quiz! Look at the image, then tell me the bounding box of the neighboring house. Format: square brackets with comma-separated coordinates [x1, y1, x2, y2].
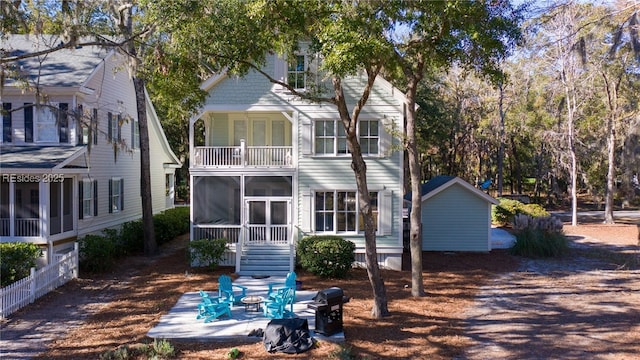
[0, 35, 181, 265]
[189, 48, 406, 275]
[408, 175, 498, 252]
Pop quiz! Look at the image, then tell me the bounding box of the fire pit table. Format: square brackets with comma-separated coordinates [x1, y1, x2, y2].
[240, 295, 264, 312]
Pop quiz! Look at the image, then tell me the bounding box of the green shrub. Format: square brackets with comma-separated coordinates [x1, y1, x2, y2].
[79, 234, 117, 273]
[119, 219, 144, 255]
[0, 243, 43, 286]
[521, 203, 549, 218]
[492, 198, 550, 226]
[187, 238, 228, 271]
[492, 198, 521, 225]
[227, 347, 241, 359]
[153, 207, 190, 245]
[329, 344, 356, 360]
[297, 236, 355, 278]
[510, 228, 569, 258]
[99, 345, 130, 360]
[100, 340, 175, 360]
[149, 338, 175, 358]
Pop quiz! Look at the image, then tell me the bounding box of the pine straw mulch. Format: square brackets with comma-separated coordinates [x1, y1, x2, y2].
[17, 222, 639, 359]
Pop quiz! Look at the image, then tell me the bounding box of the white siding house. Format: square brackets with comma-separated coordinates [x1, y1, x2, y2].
[189, 50, 406, 275]
[0, 35, 181, 264]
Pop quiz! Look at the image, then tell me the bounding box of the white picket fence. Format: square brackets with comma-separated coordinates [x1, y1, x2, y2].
[1, 243, 79, 319]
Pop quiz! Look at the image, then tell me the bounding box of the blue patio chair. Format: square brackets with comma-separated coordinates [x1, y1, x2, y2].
[196, 290, 231, 323]
[266, 271, 297, 303]
[218, 275, 248, 305]
[263, 287, 295, 319]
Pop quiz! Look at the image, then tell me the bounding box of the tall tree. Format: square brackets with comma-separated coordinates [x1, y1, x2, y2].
[108, 0, 157, 254]
[381, 0, 523, 296]
[599, 2, 640, 223]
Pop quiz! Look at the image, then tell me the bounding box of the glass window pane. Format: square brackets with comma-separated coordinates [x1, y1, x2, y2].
[246, 176, 292, 196]
[249, 201, 266, 224]
[338, 139, 347, 154]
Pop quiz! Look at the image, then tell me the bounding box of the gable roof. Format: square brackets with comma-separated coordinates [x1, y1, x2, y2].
[3, 34, 109, 88]
[420, 176, 498, 204]
[404, 175, 498, 205]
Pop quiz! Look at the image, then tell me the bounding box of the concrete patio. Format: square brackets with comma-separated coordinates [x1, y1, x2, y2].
[147, 276, 345, 343]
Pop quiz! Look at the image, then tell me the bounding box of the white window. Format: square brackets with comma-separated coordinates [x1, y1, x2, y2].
[314, 119, 381, 156]
[108, 112, 121, 143]
[80, 179, 97, 219]
[359, 120, 379, 155]
[36, 104, 58, 142]
[109, 178, 123, 213]
[314, 120, 348, 155]
[287, 55, 307, 90]
[314, 190, 378, 234]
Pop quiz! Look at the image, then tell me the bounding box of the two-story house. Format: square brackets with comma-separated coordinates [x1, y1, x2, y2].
[189, 48, 406, 275]
[1, 35, 181, 265]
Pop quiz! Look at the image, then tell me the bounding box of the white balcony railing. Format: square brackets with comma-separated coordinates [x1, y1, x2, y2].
[193, 143, 292, 168]
[15, 219, 40, 237]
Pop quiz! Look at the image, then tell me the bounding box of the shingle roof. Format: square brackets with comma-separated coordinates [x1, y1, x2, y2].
[2, 34, 108, 87]
[404, 175, 456, 201]
[0, 146, 86, 169]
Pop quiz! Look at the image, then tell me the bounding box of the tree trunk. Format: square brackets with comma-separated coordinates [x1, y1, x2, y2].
[602, 72, 617, 224]
[405, 76, 426, 298]
[604, 117, 616, 224]
[333, 76, 388, 318]
[497, 83, 505, 197]
[561, 61, 579, 226]
[133, 77, 157, 255]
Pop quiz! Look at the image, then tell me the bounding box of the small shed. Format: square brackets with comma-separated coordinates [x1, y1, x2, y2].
[414, 176, 498, 252]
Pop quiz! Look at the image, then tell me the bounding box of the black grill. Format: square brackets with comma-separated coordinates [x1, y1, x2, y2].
[307, 287, 348, 336]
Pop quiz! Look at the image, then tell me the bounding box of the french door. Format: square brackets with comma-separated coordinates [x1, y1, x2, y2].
[245, 198, 291, 245]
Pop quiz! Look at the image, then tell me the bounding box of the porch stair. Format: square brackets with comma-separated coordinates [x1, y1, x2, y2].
[237, 245, 292, 277]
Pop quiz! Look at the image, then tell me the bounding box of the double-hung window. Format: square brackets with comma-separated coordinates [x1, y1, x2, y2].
[34, 103, 68, 143]
[314, 190, 378, 233]
[108, 112, 121, 143]
[79, 179, 98, 219]
[287, 55, 306, 90]
[315, 120, 348, 155]
[109, 178, 123, 213]
[314, 119, 380, 156]
[359, 120, 379, 155]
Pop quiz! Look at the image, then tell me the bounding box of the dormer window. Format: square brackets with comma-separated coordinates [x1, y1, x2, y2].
[34, 103, 68, 143]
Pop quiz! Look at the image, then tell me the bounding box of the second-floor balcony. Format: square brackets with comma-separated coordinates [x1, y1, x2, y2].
[193, 141, 293, 168]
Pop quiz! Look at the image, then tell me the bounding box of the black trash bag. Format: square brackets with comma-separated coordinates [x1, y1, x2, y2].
[263, 318, 314, 354]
